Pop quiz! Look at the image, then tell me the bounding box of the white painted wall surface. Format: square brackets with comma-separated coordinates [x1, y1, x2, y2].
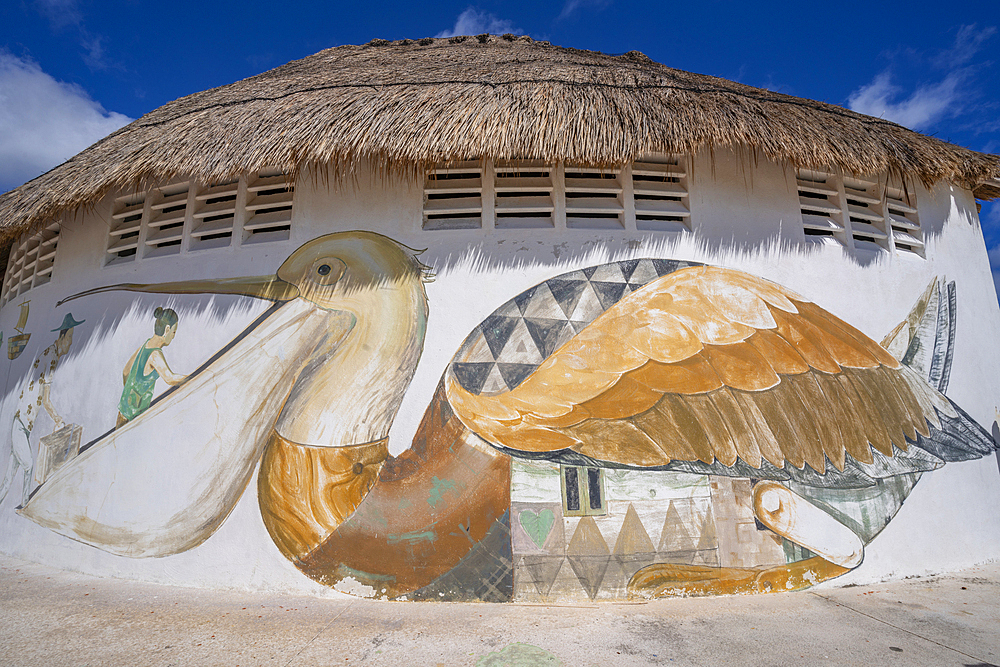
[0, 147, 997, 596]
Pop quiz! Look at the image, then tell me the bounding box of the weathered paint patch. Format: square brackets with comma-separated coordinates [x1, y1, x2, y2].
[476, 643, 562, 666]
[427, 475, 457, 507]
[333, 576, 376, 598]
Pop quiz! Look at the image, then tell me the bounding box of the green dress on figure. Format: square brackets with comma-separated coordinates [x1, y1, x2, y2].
[118, 340, 160, 421]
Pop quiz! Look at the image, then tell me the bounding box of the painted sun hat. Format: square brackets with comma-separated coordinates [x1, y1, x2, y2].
[51, 313, 85, 332]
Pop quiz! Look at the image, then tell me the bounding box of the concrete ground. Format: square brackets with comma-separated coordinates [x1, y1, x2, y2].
[0, 555, 997, 667]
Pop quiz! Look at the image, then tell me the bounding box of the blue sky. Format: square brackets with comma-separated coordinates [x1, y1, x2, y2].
[2, 1, 998, 283]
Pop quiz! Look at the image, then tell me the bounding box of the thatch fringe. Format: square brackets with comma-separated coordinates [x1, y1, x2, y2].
[1, 34, 997, 242]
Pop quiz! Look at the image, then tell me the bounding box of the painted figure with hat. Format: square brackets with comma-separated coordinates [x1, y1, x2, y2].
[0, 313, 83, 507]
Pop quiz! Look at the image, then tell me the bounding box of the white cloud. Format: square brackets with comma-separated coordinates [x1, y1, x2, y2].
[847, 70, 964, 131]
[934, 24, 997, 68]
[435, 8, 522, 38]
[33, 0, 83, 30]
[558, 0, 611, 21]
[0, 54, 132, 192]
[847, 24, 995, 131]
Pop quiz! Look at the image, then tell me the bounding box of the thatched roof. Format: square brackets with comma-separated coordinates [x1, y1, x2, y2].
[1, 34, 998, 241]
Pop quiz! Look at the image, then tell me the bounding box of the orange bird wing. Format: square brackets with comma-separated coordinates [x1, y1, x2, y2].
[446, 266, 947, 474]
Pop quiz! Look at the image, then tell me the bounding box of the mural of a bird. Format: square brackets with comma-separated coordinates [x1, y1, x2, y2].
[20, 231, 997, 600]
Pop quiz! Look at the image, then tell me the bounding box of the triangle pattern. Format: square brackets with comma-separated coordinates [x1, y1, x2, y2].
[658, 500, 698, 553]
[614, 504, 657, 583]
[480, 315, 520, 359]
[619, 259, 641, 282]
[480, 363, 507, 394]
[525, 318, 571, 359]
[522, 554, 564, 597]
[628, 259, 660, 288]
[547, 279, 588, 319]
[567, 555, 611, 600]
[614, 504, 656, 556]
[569, 320, 591, 335]
[514, 287, 537, 315]
[450, 362, 494, 394]
[652, 258, 681, 277]
[498, 363, 537, 390]
[590, 281, 629, 311]
[456, 332, 495, 364]
[695, 508, 718, 551]
[569, 282, 606, 322]
[582, 266, 599, 280]
[522, 283, 564, 320]
[567, 516, 610, 557]
[495, 300, 522, 318]
[496, 318, 544, 364]
[566, 517, 611, 599]
[589, 262, 626, 283]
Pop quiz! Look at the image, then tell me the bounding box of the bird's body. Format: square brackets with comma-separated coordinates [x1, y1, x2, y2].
[20, 231, 997, 600]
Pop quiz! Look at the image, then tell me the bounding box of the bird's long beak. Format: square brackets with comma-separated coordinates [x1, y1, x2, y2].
[57, 275, 300, 307]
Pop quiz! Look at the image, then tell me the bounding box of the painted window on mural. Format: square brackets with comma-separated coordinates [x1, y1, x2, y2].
[105, 169, 293, 266]
[560, 465, 606, 516]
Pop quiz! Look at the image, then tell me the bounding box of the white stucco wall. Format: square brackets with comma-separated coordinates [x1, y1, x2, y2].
[0, 147, 997, 596]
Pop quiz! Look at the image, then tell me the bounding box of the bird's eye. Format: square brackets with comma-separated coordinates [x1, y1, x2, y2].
[317, 264, 331, 276]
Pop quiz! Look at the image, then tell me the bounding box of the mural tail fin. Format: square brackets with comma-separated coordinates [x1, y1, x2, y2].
[913, 401, 996, 462]
[926, 280, 957, 393]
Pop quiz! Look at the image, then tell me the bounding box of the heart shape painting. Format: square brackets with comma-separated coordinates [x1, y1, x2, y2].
[519, 508, 555, 549]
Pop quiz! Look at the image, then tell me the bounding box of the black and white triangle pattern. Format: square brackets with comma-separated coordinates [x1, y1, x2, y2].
[450, 258, 701, 395]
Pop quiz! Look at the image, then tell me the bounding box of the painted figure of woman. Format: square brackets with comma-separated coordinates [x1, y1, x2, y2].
[117, 307, 187, 427]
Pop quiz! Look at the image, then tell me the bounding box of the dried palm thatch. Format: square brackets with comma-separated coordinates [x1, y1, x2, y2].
[1, 34, 998, 242]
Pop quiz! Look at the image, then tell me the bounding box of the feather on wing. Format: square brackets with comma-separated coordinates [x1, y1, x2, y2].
[445, 266, 967, 475]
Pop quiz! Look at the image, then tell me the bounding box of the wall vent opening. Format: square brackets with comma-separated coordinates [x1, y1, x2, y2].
[244, 170, 293, 244]
[843, 176, 889, 252]
[192, 179, 239, 250]
[3, 220, 61, 305]
[106, 192, 145, 265]
[494, 161, 554, 229]
[797, 169, 845, 244]
[144, 182, 190, 257]
[565, 166, 623, 229]
[633, 157, 691, 232]
[423, 162, 483, 230]
[885, 184, 923, 256]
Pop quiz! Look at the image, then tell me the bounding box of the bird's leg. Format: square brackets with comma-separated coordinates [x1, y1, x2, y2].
[628, 481, 864, 598]
[628, 556, 851, 598]
[257, 430, 388, 563]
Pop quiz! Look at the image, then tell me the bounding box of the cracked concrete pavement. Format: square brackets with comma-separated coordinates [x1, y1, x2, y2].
[0, 555, 997, 666]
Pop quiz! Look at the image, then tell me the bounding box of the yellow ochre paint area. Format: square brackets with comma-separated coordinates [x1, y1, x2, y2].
[257, 430, 388, 562]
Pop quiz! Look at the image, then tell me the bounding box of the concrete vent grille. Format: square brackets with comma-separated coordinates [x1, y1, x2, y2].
[106, 191, 146, 265]
[2, 221, 61, 305]
[565, 165, 624, 229]
[632, 157, 691, 232]
[843, 175, 889, 252]
[144, 182, 190, 257]
[423, 162, 483, 230]
[245, 169, 293, 244]
[192, 179, 239, 251]
[494, 161, 555, 229]
[885, 185, 923, 257]
[797, 169, 845, 244]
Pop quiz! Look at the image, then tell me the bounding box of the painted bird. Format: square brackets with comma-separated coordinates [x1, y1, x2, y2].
[21, 231, 996, 600]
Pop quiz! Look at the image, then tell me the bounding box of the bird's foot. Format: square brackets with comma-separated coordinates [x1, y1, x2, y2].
[627, 556, 852, 599]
